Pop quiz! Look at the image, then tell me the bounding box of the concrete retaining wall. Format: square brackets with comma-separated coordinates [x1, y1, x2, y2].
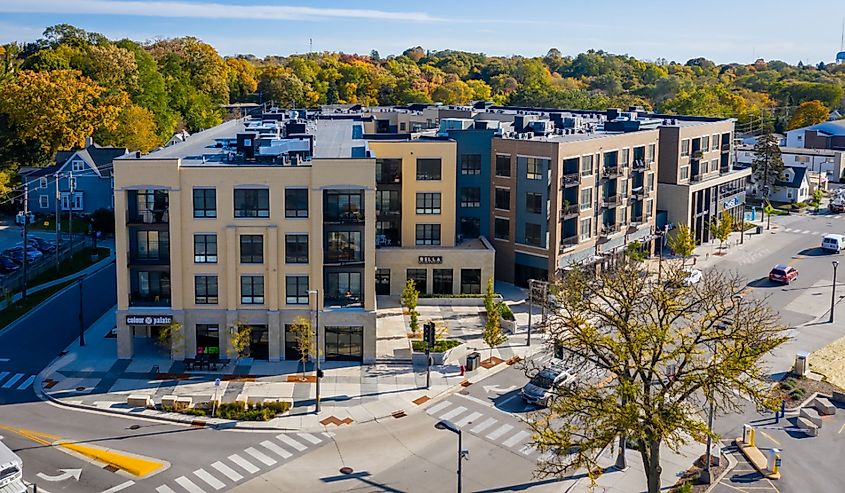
[417, 295, 503, 307]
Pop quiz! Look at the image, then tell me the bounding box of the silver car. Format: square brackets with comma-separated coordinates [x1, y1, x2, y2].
[521, 365, 576, 406]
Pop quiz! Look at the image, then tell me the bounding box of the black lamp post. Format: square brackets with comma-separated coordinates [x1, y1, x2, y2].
[435, 419, 468, 493]
[831, 261, 839, 324]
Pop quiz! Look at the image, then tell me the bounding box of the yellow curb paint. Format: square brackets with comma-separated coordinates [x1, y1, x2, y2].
[60, 442, 165, 477]
[757, 429, 781, 447]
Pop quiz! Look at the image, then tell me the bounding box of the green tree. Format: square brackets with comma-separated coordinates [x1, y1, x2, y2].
[401, 279, 420, 336]
[787, 100, 829, 130]
[258, 67, 307, 107]
[531, 262, 787, 493]
[288, 316, 315, 378]
[667, 224, 696, 267]
[482, 289, 507, 362]
[228, 322, 252, 362]
[752, 132, 785, 198]
[625, 241, 648, 262]
[710, 210, 734, 253]
[156, 321, 185, 357]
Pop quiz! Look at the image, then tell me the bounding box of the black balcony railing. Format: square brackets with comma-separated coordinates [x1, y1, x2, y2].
[128, 208, 169, 224]
[632, 159, 652, 171]
[601, 167, 621, 179]
[559, 235, 578, 252]
[599, 223, 620, 237]
[561, 173, 580, 188]
[601, 194, 622, 208]
[560, 204, 579, 220]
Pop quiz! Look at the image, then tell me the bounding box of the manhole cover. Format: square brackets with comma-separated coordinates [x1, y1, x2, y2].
[75, 387, 86, 391]
[128, 425, 140, 430]
[339, 467, 353, 475]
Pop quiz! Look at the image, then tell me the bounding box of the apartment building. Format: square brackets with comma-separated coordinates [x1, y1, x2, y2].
[488, 109, 660, 286]
[113, 112, 493, 364]
[656, 117, 750, 245]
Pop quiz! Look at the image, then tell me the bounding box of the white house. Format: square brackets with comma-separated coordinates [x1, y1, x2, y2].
[735, 144, 844, 182]
[768, 166, 810, 204]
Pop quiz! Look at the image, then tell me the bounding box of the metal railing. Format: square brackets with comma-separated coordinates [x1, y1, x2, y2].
[0, 236, 91, 295]
[601, 194, 622, 208]
[561, 173, 580, 188]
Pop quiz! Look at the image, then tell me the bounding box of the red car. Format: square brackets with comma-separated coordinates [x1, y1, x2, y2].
[769, 264, 798, 284]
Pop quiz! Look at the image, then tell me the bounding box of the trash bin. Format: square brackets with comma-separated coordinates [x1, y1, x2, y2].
[756, 225, 763, 235]
[466, 352, 481, 371]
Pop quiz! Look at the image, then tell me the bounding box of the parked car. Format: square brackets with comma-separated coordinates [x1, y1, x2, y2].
[769, 264, 798, 284]
[682, 268, 703, 285]
[520, 364, 577, 407]
[26, 237, 56, 253]
[822, 234, 845, 253]
[0, 256, 20, 274]
[4, 246, 42, 263]
[14, 211, 34, 225]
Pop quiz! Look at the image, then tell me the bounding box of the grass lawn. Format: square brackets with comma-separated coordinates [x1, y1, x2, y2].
[0, 279, 76, 330]
[27, 247, 110, 288]
[30, 216, 91, 234]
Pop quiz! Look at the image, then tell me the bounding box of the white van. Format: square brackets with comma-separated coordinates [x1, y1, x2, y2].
[822, 234, 845, 253]
[0, 438, 25, 493]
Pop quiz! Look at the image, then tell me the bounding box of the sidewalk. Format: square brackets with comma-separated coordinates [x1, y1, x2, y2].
[38, 306, 545, 433]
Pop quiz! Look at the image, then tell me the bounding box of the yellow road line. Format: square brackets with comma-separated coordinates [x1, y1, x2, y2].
[60, 442, 165, 478]
[757, 428, 781, 447]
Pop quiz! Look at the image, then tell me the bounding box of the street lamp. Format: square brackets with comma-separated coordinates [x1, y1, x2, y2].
[435, 419, 468, 493]
[831, 261, 840, 324]
[307, 289, 322, 414]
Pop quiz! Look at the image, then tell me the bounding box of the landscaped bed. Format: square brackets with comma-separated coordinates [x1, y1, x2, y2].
[163, 400, 292, 421]
[776, 373, 841, 407]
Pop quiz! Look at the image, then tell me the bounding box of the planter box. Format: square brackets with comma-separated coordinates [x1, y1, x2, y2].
[501, 318, 517, 334]
[417, 295, 503, 307]
[412, 342, 469, 366]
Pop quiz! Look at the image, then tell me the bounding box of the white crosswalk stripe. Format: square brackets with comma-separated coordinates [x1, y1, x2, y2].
[439, 406, 467, 420]
[486, 424, 514, 440]
[519, 444, 536, 455]
[228, 454, 260, 474]
[454, 411, 483, 428]
[193, 469, 225, 490]
[502, 430, 531, 447]
[16, 375, 35, 390]
[244, 447, 276, 466]
[0, 372, 8, 384]
[210, 461, 242, 482]
[298, 432, 322, 444]
[174, 476, 206, 493]
[1, 373, 24, 389]
[426, 401, 452, 414]
[276, 434, 307, 452]
[321, 432, 335, 438]
[261, 440, 292, 459]
[470, 417, 498, 434]
[156, 486, 177, 493]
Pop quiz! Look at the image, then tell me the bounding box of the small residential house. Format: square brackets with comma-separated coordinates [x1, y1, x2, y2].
[769, 166, 810, 204]
[23, 138, 128, 215]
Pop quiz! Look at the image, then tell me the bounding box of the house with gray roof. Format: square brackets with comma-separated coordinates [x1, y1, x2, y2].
[785, 119, 845, 150]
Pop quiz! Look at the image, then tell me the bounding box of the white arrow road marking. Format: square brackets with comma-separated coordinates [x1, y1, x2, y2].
[482, 384, 519, 394]
[99, 480, 135, 493]
[0, 358, 10, 362]
[37, 468, 82, 482]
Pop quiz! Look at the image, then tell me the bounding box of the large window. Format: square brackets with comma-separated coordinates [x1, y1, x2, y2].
[460, 269, 482, 294]
[376, 190, 400, 213]
[579, 217, 592, 241]
[524, 223, 542, 246]
[415, 192, 441, 214]
[525, 193, 543, 214]
[134, 230, 169, 260]
[495, 187, 510, 210]
[240, 235, 263, 264]
[130, 270, 170, 306]
[240, 275, 264, 304]
[376, 158, 402, 184]
[196, 324, 219, 355]
[580, 187, 592, 211]
[680, 139, 690, 158]
[647, 143, 656, 161]
[680, 166, 690, 180]
[130, 189, 168, 223]
[460, 187, 480, 208]
[325, 190, 363, 223]
[326, 231, 363, 263]
[325, 272, 362, 307]
[526, 157, 544, 180]
[494, 217, 510, 240]
[286, 276, 309, 305]
[701, 135, 710, 152]
[416, 158, 441, 180]
[234, 189, 269, 218]
[279, 233, 305, 263]
[194, 234, 217, 263]
[195, 275, 218, 304]
[285, 188, 308, 218]
[415, 224, 441, 245]
[460, 154, 481, 175]
[495, 154, 511, 177]
[581, 155, 593, 176]
[193, 189, 216, 218]
[433, 269, 453, 295]
[406, 269, 427, 294]
[460, 217, 480, 238]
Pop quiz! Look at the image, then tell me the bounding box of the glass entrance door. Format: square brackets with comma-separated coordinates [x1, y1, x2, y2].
[375, 269, 390, 295]
[248, 324, 269, 360]
[325, 326, 363, 362]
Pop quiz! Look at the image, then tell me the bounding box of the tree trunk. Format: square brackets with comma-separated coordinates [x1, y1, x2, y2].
[639, 439, 663, 493]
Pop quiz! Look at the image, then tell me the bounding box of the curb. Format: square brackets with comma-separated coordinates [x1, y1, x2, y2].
[37, 344, 544, 432]
[704, 443, 737, 493]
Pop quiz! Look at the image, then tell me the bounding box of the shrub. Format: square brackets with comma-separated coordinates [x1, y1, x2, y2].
[214, 401, 291, 421]
[789, 388, 806, 401]
[676, 481, 693, 493]
[183, 408, 207, 416]
[412, 339, 461, 353]
[780, 377, 797, 391]
[497, 302, 515, 321]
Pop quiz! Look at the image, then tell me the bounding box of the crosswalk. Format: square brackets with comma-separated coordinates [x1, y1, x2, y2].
[425, 398, 550, 460]
[0, 371, 36, 391]
[153, 431, 333, 493]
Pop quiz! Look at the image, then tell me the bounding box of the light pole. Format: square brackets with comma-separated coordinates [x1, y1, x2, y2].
[831, 261, 839, 324]
[307, 289, 321, 413]
[435, 419, 468, 493]
[527, 279, 534, 347]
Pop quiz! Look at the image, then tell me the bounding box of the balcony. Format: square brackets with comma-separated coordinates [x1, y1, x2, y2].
[601, 167, 621, 180]
[559, 235, 579, 252]
[631, 187, 646, 199]
[128, 209, 169, 225]
[632, 159, 653, 171]
[560, 203, 579, 220]
[601, 194, 622, 208]
[599, 223, 620, 238]
[324, 209, 365, 224]
[561, 173, 580, 188]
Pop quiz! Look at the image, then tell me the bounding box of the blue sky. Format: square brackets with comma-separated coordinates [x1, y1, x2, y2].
[0, 0, 843, 64]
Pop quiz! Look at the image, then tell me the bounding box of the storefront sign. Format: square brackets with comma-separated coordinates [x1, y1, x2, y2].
[723, 197, 739, 209]
[126, 314, 173, 326]
[418, 255, 443, 265]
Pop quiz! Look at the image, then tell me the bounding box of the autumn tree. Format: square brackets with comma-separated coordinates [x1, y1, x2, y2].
[667, 224, 696, 267]
[709, 210, 734, 253]
[529, 261, 787, 493]
[0, 70, 123, 156]
[401, 279, 420, 336]
[288, 316, 315, 378]
[258, 67, 307, 107]
[95, 104, 162, 152]
[787, 100, 829, 130]
[227, 322, 252, 362]
[752, 131, 785, 198]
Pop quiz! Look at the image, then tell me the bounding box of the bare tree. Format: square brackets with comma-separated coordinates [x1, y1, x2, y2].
[527, 261, 787, 493]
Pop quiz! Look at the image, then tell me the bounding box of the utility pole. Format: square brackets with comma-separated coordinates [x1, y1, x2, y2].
[78, 276, 85, 347]
[54, 171, 61, 272]
[308, 289, 322, 414]
[68, 171, 75, 256]
[21, 182, 29, 300]
[527, 279, 533, 347]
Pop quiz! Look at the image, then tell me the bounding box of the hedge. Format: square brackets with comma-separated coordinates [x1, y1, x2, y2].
[412, 339, 462, 353]
[419, 293, 502, 299]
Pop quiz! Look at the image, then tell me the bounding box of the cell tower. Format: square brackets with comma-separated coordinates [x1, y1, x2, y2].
[838, 18, 845, 64]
